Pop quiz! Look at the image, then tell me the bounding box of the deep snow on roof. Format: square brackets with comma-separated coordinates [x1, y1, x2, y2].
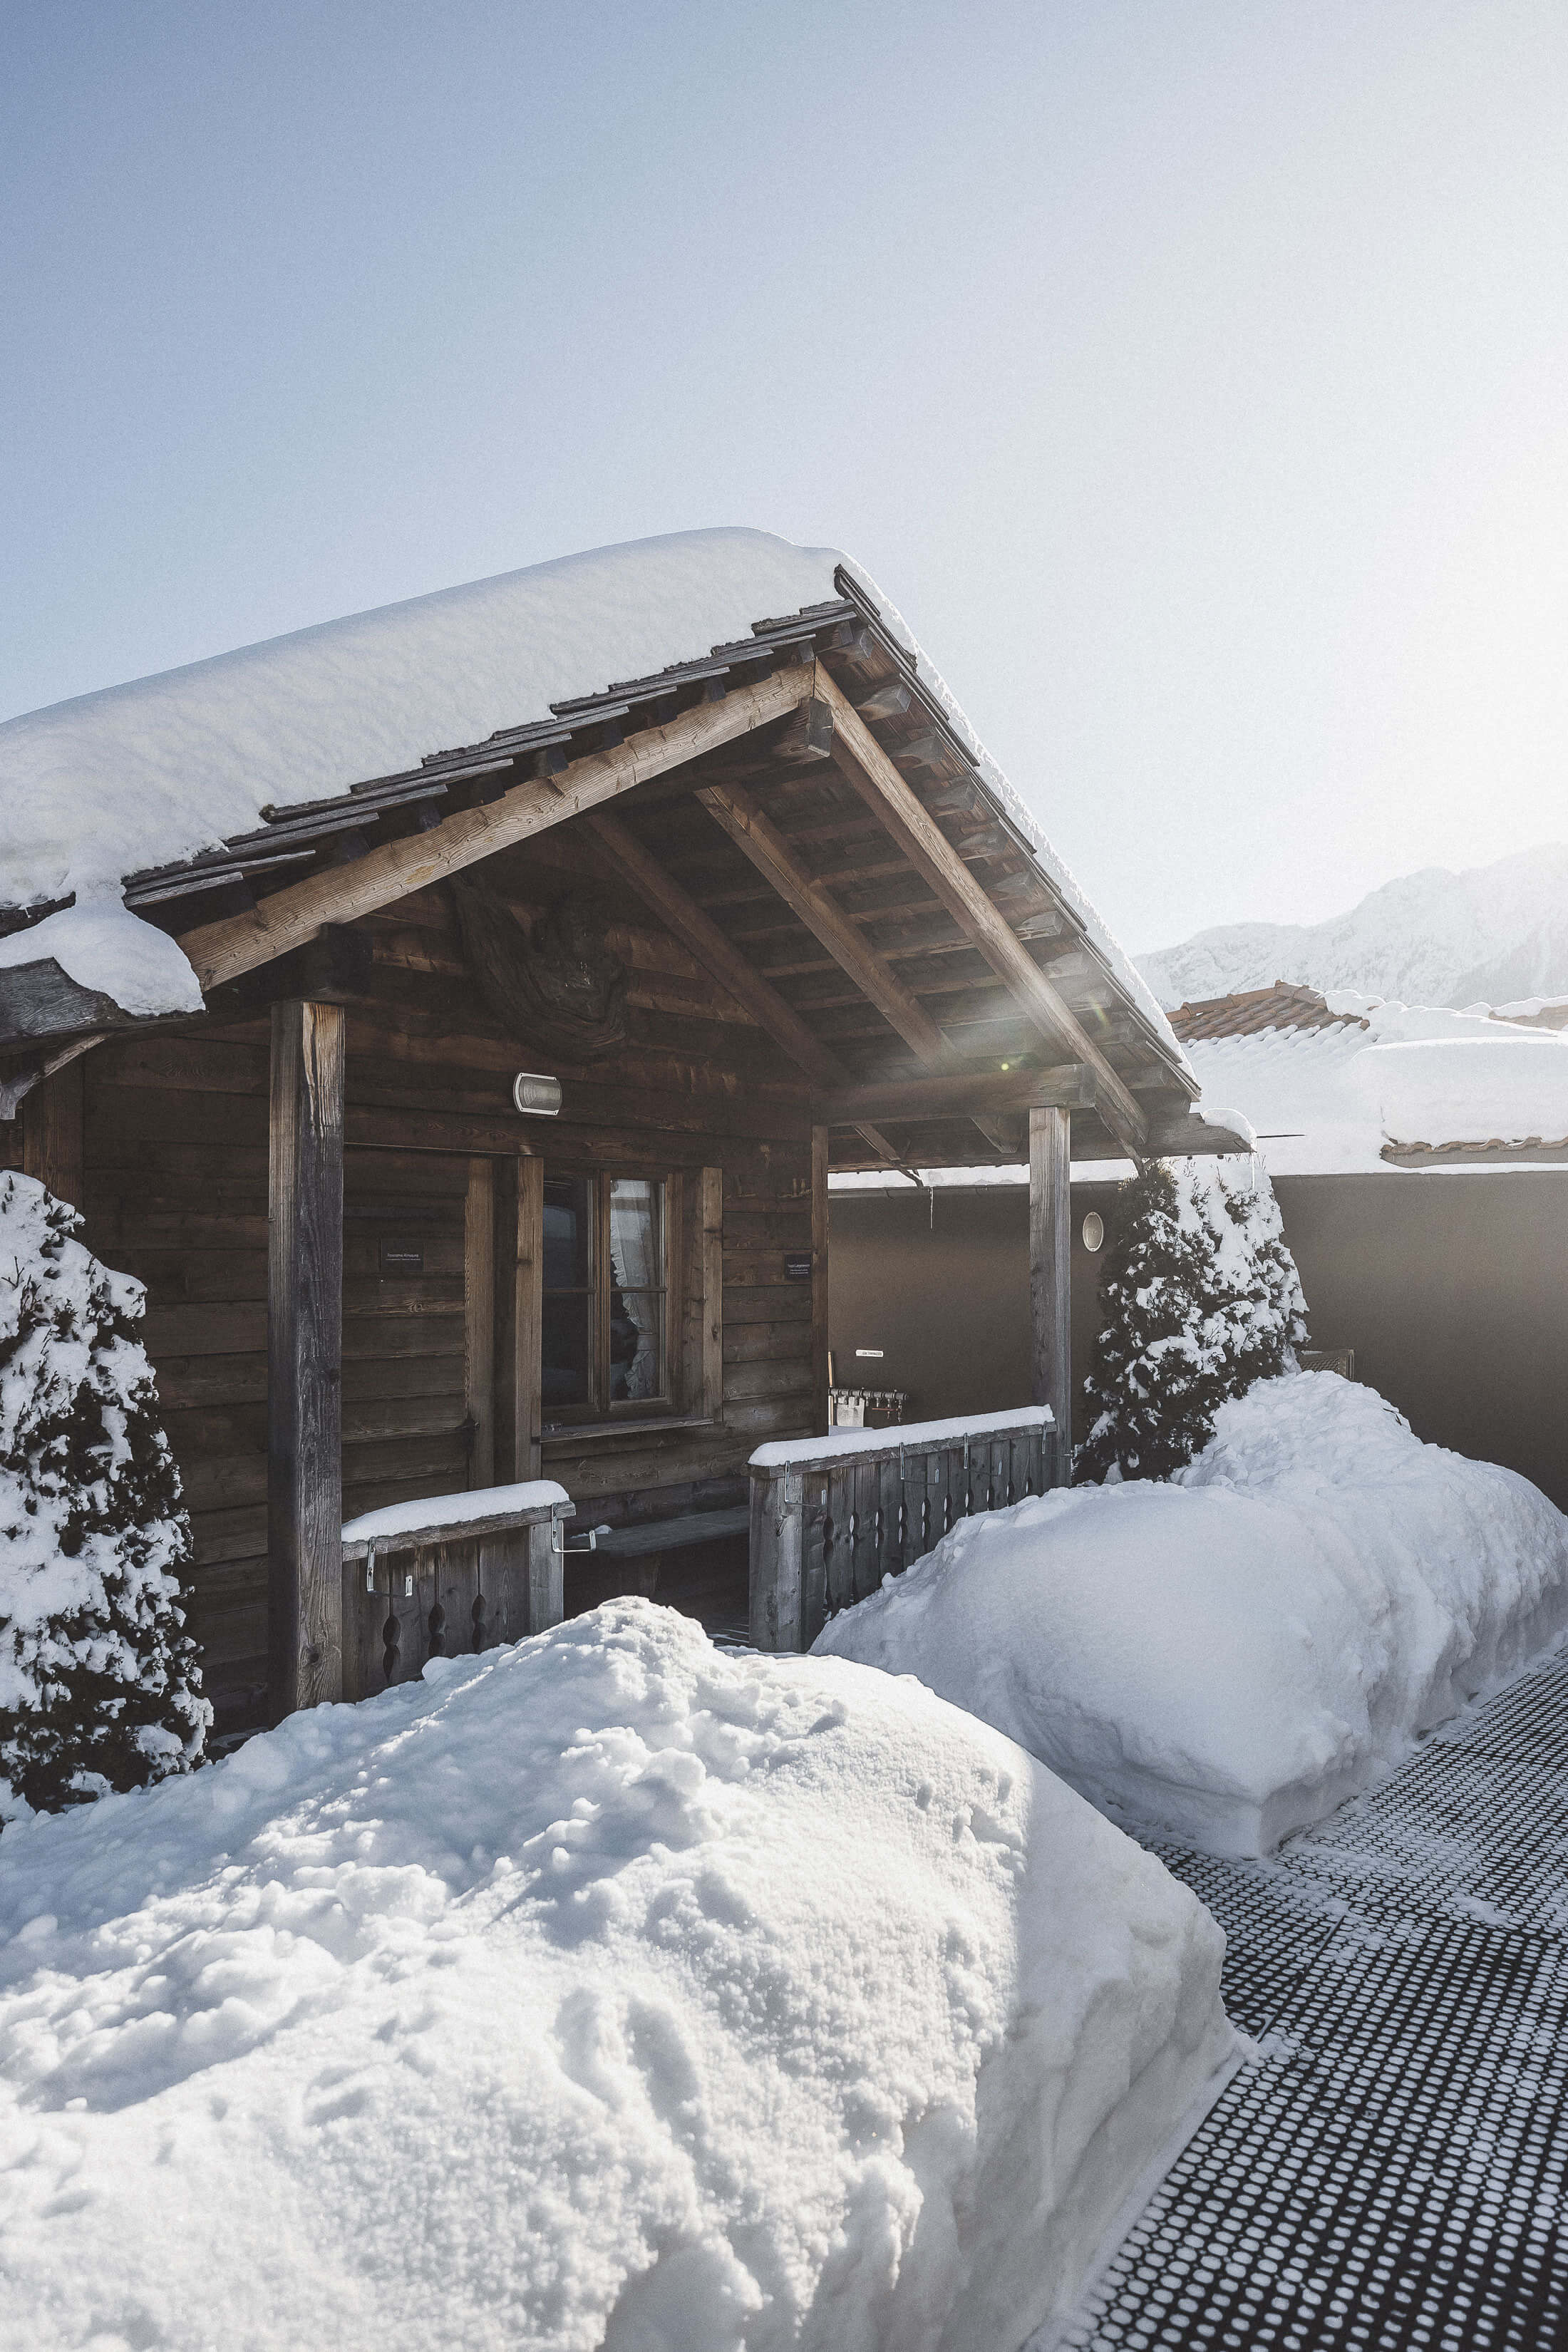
[0, 532, 842, 911]
[0, 527, 1179, 1057]
[1180, 992, 1568, 1173]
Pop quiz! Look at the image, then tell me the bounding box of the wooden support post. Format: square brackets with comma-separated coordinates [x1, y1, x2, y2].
[811, 1123, 830, 1435]
[267, 999, 346, 1717]
[1029, 1105, 1072, 1486]
[525, 1514, 564, 1633]
[495, 1154, 543, 1482]
[749, 1465, 805, 1651]
[464, 1157, 496, 1488]
[21, 1058, 84, 1209]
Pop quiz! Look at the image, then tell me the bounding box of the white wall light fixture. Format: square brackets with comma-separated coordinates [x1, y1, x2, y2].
[512, 1072, 563, 1118]
[1081, 1211, 1105, 1252]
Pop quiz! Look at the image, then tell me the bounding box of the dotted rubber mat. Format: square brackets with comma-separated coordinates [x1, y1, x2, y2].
[1050, 1647, 1568, 2351]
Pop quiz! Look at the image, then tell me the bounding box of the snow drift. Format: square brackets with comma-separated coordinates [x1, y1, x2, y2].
[816, 1375, 1568, 1859]
[0, 1601, 1232, 2352]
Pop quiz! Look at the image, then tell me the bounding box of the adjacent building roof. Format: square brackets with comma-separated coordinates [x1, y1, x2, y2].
[1169, 981, 1370, 1043]
[1175, 984, 1568, 1173]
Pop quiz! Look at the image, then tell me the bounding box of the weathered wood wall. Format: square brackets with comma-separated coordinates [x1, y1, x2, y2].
[61, 818, 821, 1730]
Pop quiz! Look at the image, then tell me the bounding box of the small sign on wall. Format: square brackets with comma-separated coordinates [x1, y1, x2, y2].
[783, 1251, 813, 1281]
[379, 1242, 425, 1275]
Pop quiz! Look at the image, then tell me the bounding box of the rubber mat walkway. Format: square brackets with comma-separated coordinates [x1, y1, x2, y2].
[1046, 1644, 1568, 2352]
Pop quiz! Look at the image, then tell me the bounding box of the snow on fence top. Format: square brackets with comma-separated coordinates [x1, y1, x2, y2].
[751, 1404, 1052, 1472]
[0, 525, 1180, 1058]
[340, 1481, 571, 1552]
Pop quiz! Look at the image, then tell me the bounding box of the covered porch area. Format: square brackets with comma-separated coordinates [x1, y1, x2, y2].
[1, 542, 1242, 1729]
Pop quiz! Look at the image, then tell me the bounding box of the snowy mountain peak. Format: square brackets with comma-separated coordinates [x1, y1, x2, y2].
[1138, 845, 1568, 1013]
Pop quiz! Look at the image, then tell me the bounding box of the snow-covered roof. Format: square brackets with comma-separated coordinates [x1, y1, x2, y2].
[1175, 989, 1568, 1174]
[0, 527, 1180, 1059]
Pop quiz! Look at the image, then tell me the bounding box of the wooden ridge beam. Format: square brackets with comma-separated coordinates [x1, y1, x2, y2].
[816, 1062, 1100, 1128]
[584, 808, 900, 1170]
[693, 776, 1012, 1157]
[813, 669, 1150, 1157]
[177, 665, 819, 992]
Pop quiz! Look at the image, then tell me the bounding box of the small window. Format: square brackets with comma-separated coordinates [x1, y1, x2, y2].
[542, 1171, 669, 1422]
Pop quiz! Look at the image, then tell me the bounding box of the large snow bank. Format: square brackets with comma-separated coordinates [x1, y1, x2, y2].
[0, 527, 1179, 1056]
[0, 1601, 1233, 2352]
[816, 1375, 1568, 1859]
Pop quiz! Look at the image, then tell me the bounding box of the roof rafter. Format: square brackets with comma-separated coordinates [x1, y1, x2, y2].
[584, 808, 901, 1170]
[693, 771, 1014, 1159]
[813, 668, 1156, 1157]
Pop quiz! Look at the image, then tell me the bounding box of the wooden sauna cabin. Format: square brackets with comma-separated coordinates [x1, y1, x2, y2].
[0, 530, 1239, 1736]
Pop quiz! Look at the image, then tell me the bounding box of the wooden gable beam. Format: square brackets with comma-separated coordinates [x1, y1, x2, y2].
[817, 1063, 1098, 1128]
[693, 776, 1013, 1158]
[175, 665, 819, 993]
[813, 669, 1150, 1157]
[584, 808, 901, 1168]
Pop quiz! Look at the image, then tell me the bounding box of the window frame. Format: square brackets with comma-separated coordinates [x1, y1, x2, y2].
[540, 1166, 674, 1429]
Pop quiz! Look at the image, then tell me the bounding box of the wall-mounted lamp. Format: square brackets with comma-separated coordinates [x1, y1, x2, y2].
[512, 1071, 562, 1118]
[1081, 1211, 1105, 1252]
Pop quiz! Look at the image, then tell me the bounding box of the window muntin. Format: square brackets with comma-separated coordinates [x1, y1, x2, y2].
[542, 1171, 669, 1420]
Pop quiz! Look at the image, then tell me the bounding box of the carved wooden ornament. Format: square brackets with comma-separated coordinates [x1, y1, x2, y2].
[450, 875, 628, 1060]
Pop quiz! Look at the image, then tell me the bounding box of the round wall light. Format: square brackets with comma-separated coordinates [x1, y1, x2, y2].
[1081, 1210, 1105, 1252]
[512, 1071, 562, 1118]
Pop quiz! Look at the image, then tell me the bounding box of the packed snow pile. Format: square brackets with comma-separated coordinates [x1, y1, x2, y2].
[0, 1602, 1234, 2352]
[1078, 1159, 1306, 1484]
[817, 1374, 1568, 1859]
[0, 1173, 206, 1819]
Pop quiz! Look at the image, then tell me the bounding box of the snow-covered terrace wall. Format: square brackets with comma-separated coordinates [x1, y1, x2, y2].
[748, 1405, 1056, 1653]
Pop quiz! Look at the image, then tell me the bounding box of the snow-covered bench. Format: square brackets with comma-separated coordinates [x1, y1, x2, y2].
[748, 1407, 1056, 1653]
[341, 1481, 574, 1697]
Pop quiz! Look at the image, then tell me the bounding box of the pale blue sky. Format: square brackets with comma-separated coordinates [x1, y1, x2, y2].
[4, 3, 1567, 951]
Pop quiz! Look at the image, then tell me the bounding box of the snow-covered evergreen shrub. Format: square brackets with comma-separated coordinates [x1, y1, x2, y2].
[0, 1172, 207, 1819]
[1076, 1158, 1307, 1485]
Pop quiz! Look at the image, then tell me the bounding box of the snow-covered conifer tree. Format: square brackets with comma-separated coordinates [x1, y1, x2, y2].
[0, 1172, 207, 1817]
[1076, 1157, 1308, 1484]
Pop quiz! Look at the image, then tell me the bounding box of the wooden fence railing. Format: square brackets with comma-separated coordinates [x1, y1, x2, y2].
[341, 1482, 574, 1699]
[748, 1406, 1056, 1653]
